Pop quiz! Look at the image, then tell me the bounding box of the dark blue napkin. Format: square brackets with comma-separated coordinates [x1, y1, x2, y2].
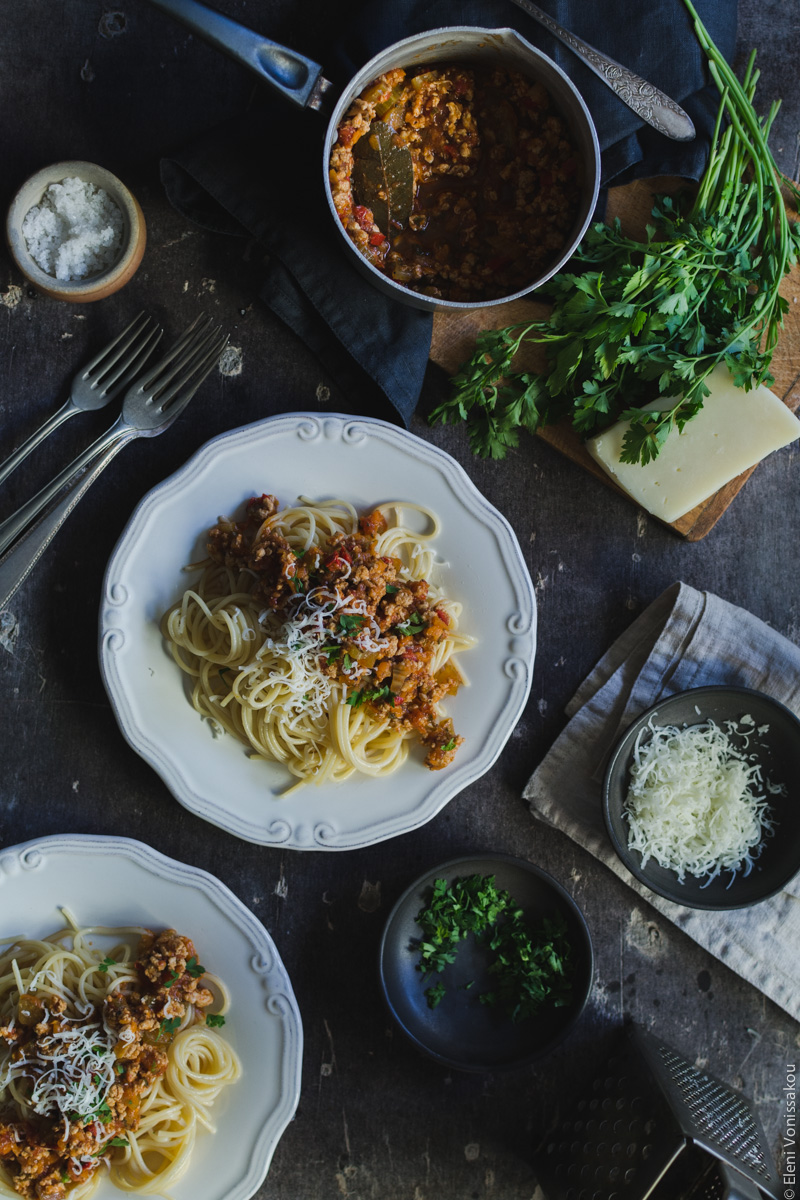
[160, 0, 736, 425]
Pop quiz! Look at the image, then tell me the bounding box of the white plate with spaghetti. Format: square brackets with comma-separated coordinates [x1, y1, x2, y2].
[100, 413, 536, 850]
[0, 834, 302, 1200]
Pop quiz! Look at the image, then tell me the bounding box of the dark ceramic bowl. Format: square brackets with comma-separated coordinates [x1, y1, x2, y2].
[378, 854, 593, 1072]
[602, 685, 800, 910]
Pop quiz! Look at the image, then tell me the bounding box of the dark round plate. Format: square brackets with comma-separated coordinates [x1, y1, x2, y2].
[602, 685, 800, 910]
[378, 854, 593, 1073]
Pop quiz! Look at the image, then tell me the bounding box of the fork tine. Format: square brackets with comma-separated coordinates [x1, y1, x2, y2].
[82, 311, 151, 382]
[96, 322, 163, 395]
[135, 314, 213, 393]
[156, 332, 229, 415]
[148, 324, 225, 404]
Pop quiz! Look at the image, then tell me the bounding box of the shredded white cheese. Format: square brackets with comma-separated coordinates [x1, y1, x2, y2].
[624, 718, 780, 885]
[0, 995, 117, 1136]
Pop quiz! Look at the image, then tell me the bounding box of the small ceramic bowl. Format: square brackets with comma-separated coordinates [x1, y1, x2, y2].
[6, 161, 146, 303]
[378, 854, 593, 1072]
[602, 685, 800, 910]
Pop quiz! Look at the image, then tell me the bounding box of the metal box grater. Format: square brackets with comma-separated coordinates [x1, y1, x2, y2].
[533, 1025, 780, 1200]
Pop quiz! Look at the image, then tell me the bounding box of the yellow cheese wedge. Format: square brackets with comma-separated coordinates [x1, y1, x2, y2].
[587, 364, 800, 523]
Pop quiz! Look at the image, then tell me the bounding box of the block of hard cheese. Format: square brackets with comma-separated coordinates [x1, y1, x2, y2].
[587, 364, 800, 523]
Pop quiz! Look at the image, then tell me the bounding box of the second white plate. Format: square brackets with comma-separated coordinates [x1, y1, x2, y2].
[0, 834, 302, 1200]
[100, 413, 536, 849]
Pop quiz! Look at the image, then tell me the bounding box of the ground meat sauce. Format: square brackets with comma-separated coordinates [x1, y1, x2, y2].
[0, 931, 213, 1200]
[329, 63, 582, 301]
[208, 495, 465, 770]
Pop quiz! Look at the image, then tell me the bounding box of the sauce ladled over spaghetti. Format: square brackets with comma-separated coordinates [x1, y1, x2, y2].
[209, 494, 464, 770]
[0, 925, 238, 1200]
[162, 494, 474, 790]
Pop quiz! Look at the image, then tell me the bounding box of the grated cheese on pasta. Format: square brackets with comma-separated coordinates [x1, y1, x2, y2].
[624, 718, 780, 884]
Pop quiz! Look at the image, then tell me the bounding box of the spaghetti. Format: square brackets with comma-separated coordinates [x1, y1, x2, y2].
[162, 495, 475, 791]
[0, 915, 240, 1199]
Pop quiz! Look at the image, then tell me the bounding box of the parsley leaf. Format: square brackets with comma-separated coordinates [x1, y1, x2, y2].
[338, 614, 364, 634]
[206, 1013, 226, 1028]
[395, 612, 425, 637]
[185, 956, 205, 978]
[158, 1017, 181, 1039]
[97, 956, 116, 974]
[109, 1137, 129, 1148]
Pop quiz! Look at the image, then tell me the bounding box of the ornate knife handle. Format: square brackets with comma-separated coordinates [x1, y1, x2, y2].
[509, 0, 696, 142]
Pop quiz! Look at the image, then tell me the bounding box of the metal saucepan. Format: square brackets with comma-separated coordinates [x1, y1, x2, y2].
[145, 0, 601, 312]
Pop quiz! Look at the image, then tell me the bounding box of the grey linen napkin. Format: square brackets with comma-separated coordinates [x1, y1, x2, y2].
[523, 581, 800, 1021]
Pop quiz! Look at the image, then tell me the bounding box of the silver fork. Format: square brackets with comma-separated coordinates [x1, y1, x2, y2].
[0, 315, 228, 559]
[0, 311, 163, 488]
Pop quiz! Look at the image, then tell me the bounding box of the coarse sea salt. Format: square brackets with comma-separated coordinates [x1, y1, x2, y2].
[22, 176, 124, 282]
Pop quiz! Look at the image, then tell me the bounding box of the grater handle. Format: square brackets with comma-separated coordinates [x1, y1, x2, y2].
[717, 1161, 764, 1200]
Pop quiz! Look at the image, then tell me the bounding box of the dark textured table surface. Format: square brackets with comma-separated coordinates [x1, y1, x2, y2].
[1, 3, 799, 1199]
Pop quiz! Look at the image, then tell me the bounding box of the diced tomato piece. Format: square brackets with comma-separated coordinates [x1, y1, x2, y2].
[369, 231, 386, 246]
[354, 205, 374, 231]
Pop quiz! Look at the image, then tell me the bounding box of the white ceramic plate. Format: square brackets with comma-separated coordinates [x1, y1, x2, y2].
[100, 413, 536, 850]
[0, 834, 302, 1200]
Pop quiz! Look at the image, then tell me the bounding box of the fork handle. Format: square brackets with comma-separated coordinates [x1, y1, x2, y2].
[0, 440, 126, 612]
[0, 418, 134, 557]
[0, 399, 77, 489]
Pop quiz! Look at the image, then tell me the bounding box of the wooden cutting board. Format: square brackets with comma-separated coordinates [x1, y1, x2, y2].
[430, 177, 800, 540]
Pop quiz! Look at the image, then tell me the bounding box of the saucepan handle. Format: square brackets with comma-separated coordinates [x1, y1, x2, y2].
[144, 0, 332, 110]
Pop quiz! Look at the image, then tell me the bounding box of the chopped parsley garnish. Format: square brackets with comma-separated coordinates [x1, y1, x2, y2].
[186, 956, 205, 978]
[385, 584, 398, 595]
[97, 956, 116, 974]
[425, 980, 447, 1008]
[415, 874, 573, 1022]
[442, 738, 457, 752]
[346, 684, 391, 708]
[323, 644, 341, 662]
[206, 1013, 226, 1028]
[109, 1137, 129, 1148]
[342, 652, 353, 671]
[166, 969, 180, 984]
[158, 1017, 181, 1039]
[115, 1061, 125, 1075]
[93, 1100, 113, 1124]
[338, 613, 365, 633]
[394, 612, 425, 637]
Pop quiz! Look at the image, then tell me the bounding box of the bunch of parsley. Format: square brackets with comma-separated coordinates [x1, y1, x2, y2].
[430, 0, 800, 465]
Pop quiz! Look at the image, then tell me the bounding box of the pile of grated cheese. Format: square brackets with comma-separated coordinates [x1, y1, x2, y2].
[624, 716, 779, 884]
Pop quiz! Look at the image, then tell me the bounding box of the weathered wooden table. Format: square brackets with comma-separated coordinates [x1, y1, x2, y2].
[1, 3, 798, 1198]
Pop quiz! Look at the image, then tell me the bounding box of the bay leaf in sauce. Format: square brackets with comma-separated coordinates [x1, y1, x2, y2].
[352, 121, 414, 234]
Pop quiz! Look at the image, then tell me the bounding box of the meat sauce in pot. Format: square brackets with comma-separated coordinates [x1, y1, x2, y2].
[329, 63, 583, 302]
